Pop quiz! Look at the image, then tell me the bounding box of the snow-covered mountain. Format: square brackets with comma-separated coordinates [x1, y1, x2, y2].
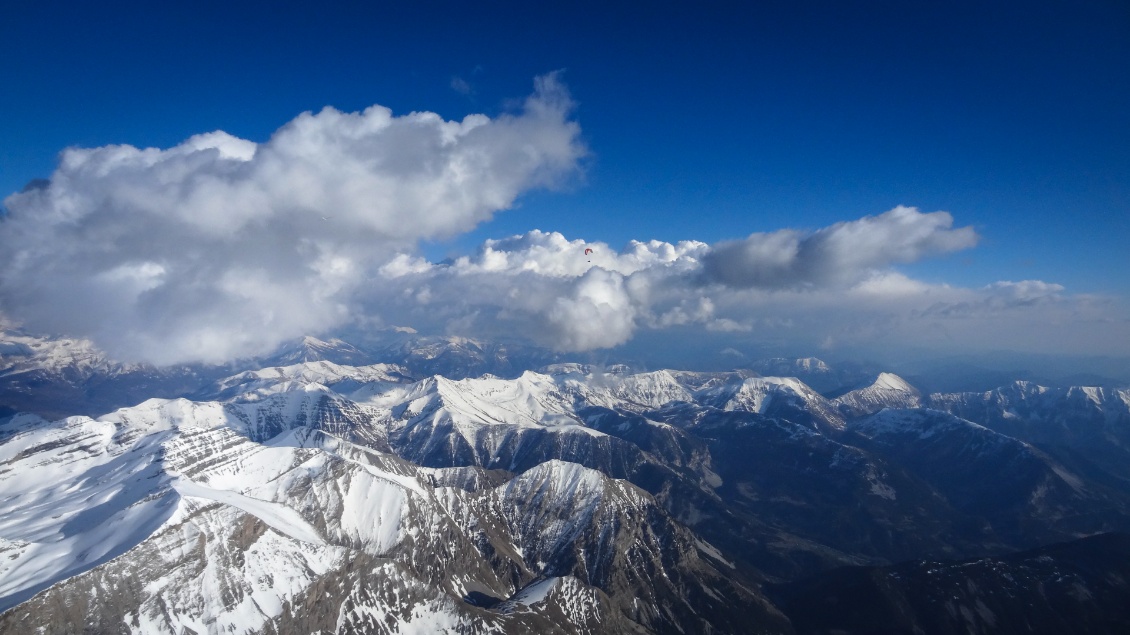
[0, 393, 787, 634]
[927, 381, 1130, 482]
[833, 372, 923, 417]
[3, 336, 1130, 633]
[744, 356, 875, 393]
[695, 375, 847, 432]
[0, 327, 221, 420]
[847, 408, 1130, 543]
[263, 335, 377, 367]
[205, 360, 414, 402]
[372, 335, 565, 380]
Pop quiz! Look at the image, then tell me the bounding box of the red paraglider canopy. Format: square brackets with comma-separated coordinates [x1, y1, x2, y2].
[584, 248, 594, 255]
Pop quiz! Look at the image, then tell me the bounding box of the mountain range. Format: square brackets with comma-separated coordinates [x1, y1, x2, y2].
[2, 327, 1129, 633]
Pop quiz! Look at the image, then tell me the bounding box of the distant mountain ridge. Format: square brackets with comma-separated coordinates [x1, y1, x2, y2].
[3, 331, 1130, 632]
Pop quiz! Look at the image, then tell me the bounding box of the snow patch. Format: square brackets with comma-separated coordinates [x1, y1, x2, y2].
[172, 478, 324, 544]
[694, 539, 735, 569]
[510, 576, 561, 606]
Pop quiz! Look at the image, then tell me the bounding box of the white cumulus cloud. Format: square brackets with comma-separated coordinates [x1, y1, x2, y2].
[4, 106, 1125, 367]
[353, 215, 1126, 359]
[0, 75, 585, 364]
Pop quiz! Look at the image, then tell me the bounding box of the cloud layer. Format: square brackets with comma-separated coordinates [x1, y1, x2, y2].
[700, 206, 979, 288]
[2, 77, 1124, 365]
[360, 217, 1126, 360]
[0, 75, 584, 364]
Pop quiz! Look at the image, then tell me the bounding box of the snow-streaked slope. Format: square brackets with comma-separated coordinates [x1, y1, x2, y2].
[927, 380, 1130, 429]
[926, 381, 1130, 482]
[848, 408, 1008, 447]
[0, 396, 427, 621]
[0, 389, 790, 634]
[845, 408, 1125, 542]
[0, 412, 178, 612]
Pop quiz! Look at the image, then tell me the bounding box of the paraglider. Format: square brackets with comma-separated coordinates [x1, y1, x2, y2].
[584, 247, 593, 262]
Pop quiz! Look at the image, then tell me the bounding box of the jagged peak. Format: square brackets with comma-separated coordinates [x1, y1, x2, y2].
[516, 369, 556, 383]
[689, 374, 826, 416]
[741, 375, 817, 395]
[870, 372, 918, 393]
[633, 368, 676, 379]
[522, 458, 603, 482]
[430, 371, 549, 396]
[750, 356, 831, 373]
[832, 373, 922, 418]
[300, 334, 333, 346]
[997, 379, 1049, 396]
[796, 356, 831, 371]
[399, 334, 487, 353]
[540, 362, 589, 376]
[226, 360, 409, 382]
[1066, 385, 1106, 405]
[503, 461, 607, 504]
[410, 372, 583, 431]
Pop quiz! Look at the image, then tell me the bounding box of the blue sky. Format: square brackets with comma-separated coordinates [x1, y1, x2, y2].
[1, 1, 1127, 365]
